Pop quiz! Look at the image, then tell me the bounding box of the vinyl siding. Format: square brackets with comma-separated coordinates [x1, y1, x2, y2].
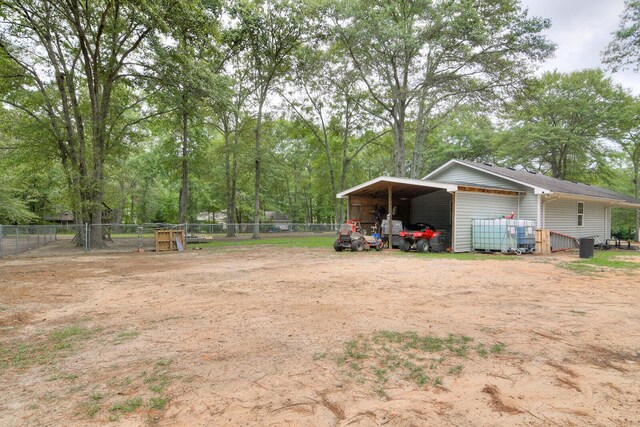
[430, 164, 527, 192]
[454, 192, 519, 252]
[543, 198, 611, 240]
[519, 192, 539, 223]
[410, 190, 452, 231]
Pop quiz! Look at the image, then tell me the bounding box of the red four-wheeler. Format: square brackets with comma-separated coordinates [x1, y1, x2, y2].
[398, 223, 443, 253]
[334, 220, 383, 252]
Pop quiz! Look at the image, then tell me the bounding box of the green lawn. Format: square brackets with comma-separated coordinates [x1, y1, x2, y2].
[195, 235, 336, 248]
[563, 250, 640, 273]
[195, 236, 516, 260]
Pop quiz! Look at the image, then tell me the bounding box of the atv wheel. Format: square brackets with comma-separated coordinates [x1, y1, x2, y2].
[333, 240, 343, 252]
[400, 238, 412, 252]
[352, 240, 364, 252]
[416, 239, 429, 253]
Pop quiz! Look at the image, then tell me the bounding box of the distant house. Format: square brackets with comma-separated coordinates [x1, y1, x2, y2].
[43, 211, 74, 225]
[337, 159, 640, 252]
[265, 211, 291, 230]
[196, 211, 228, 223]
[196, 212, 215, 222]
[43, 203, 113, 226]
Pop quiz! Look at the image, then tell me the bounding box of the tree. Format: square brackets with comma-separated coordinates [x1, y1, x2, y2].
[232, 0, 306, 238]
[213, 60, 252, 235]
[604, 0, 640, 71]
[615, 96, 640, 241]
[422, 105, 496, 172]
[149, 0, 233, 224]
[329, 0, 554, 177]
[496, 70, 627, 181]
[281, 48, 388, 223]
[0, 0, 169, 245]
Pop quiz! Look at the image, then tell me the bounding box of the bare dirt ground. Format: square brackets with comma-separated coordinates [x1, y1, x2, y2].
[0, 248, 639, 426]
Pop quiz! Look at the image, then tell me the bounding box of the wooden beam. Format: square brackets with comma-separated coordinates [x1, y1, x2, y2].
[457, 186, 520, 196]
[388, 183, 393, 249]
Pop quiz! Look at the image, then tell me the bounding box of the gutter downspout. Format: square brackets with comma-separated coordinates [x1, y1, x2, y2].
[541, 194, 561, 229]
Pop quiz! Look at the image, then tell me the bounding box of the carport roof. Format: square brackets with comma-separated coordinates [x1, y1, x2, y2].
[336, 176, 457, 199]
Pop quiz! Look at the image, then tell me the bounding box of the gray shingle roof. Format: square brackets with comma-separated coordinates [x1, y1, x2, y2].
[454, 159, 640, 206]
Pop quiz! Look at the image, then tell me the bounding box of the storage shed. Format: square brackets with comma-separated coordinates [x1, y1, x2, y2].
[337, 159, 640, 252]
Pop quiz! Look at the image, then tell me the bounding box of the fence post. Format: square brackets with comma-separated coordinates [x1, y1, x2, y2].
[85, 223, 89, 253]
[15, 227, 19, 255]
[0, 225, 3, 258]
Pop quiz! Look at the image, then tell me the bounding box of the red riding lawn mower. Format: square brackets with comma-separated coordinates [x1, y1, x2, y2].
[398, 223, 445, 253]
[334, 219, 383, 252]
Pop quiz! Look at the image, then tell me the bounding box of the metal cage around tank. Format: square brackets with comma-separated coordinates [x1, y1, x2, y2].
[472, 218, 536, 254]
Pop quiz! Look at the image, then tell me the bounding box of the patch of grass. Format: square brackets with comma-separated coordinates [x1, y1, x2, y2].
[490, 343, 506, 354]
[83, 402, 101, 418]
[328, 331, 504, 392]
[476, 343, 488, 358]
[563, 250, 640, 273]
[448, 364, 464, 375]
[143, 361, 172, 394]
[112, 330, 140, 345]
[560, 262, 599, 274]
[373, 367, 388, 384]
[148, 396, 169, 410]
[312, 352, 327, 361]
[155, 359, 171, 367]
[0, 325, 100, 372]
[344, 338, 370, 360]
[197, 236, 336, 249]
[47, 370, 78, 381]
[75, 359, 172, 422]
[404, 360, 429, 386]
[110, 397, 143, 414]
[570, 309, 586, 316]
[374, 387, 388, 399]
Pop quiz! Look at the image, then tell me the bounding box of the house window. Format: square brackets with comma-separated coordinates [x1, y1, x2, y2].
[577, 202, 584, 227]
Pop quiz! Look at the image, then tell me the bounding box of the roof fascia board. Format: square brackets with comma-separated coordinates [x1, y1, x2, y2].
[424, 159, 551, 194]
[336, 176, 458, 199]
[545, 192, 640, 208]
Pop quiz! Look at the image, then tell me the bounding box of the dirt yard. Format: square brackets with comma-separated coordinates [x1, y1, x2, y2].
[1, 248, 639, 426]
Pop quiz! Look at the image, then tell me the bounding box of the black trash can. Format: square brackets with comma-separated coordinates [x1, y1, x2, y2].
[579, 238, 594, 259]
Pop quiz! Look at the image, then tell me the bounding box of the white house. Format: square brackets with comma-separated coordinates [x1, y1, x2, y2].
[337, 159, 640, 252]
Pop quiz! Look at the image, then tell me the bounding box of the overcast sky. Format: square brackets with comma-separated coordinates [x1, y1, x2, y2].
[520, 0, 639, 94]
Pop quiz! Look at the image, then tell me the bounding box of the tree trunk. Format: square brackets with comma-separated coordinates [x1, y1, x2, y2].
[392, 101, 406, 177]
[178, 111, 189, 224]
[116, 180, 126, 223]
[130, 192, 135, 224]
[224, 121, 233, 235]
[635, 163, 639, 242]
[411, 98, 428, 179]
[339, 99, 351, 224]
[253, 94, 266, 239]
[224, 115, 239, 237]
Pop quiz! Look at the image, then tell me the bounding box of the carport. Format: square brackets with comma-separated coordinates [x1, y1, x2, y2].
[336, 177, 458, 249]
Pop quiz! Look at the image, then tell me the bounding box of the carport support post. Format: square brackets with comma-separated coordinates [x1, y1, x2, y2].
[388, 183, 393, 249]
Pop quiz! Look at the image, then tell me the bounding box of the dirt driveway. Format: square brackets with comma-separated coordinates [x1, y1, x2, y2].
[0, 248, 639, 426]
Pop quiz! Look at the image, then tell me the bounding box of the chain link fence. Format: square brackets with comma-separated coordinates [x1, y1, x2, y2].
[0, 225, 58, 257]
[0, 223, 340, 258]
